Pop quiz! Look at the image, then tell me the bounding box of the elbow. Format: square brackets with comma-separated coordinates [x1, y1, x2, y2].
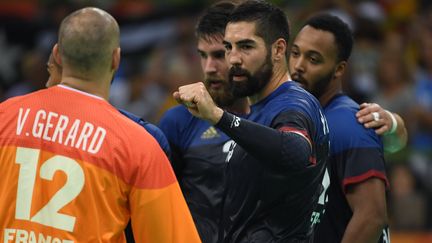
[364, 207, 389, 230]
[351, 199, 389, 230]
[281, 138, 312, 170]
[379, 208, 389, 228]
[374, 212, 388, 230]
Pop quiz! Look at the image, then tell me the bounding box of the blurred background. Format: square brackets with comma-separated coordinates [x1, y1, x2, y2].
[0, 0, 431, 242]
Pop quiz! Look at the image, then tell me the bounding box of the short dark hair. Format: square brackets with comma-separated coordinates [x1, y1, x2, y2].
[304, 14, 353, 62]
[195, 1, 236, 42]
[228, 0, 290, 48]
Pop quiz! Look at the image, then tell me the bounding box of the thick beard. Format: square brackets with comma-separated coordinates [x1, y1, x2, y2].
[229, 52, 273, 98]
[205, 78, 236, 107]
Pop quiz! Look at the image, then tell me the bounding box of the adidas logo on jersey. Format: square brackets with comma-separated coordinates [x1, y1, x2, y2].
[201, 126, 220, 139]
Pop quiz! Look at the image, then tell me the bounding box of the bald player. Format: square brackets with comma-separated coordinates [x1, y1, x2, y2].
[0, 7, 199, 242]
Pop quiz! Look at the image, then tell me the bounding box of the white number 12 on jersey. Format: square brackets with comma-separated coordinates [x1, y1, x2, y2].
[15, 147, 84, 232]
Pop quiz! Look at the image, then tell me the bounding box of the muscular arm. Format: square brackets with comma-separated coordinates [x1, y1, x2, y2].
[356, 103, 407, 153]
[342, 178, 388, 243]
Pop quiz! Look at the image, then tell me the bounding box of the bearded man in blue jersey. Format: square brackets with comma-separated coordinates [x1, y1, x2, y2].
[174, 1, 330, 242]
[289, 14, 398, 243]
[159, 2, 250, 242]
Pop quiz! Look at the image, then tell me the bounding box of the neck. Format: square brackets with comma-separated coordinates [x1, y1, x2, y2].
[60, 74, 111, 100]
[225, 97, 250, 115]
[319, 79, 342, 107]
[249, 66, 289, 105]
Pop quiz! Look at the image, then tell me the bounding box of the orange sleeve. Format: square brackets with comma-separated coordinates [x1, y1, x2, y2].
[127, 132, 201, 243]
[130, 182, 201, 243]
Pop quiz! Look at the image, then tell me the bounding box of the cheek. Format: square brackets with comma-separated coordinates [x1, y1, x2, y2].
[218, 63, 229, 76]
[200, 59, 207, 70]
[248, 56, 266, 72]
[306, 66, 325, 78]
[288, 60, 295, 73]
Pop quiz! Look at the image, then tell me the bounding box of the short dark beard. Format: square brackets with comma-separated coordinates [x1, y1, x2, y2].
[229, 51, 273, 98]
[205, 78, 236, 107]
[309, 71, 334, 99]
[293, 70, 334, 100]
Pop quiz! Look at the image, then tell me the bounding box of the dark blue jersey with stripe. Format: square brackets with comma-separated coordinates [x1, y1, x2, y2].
[159, 105, 237, 243]
[314, 94, 389, 243]
[216, 82, 329, 242]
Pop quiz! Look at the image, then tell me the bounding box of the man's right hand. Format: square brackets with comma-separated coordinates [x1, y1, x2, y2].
[174, 82, 224, 124]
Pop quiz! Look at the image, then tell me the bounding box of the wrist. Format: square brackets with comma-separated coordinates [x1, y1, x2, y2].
[385, 110, 397, 135]
[215, 111, 242, 130]
[210, 107, 224, 125]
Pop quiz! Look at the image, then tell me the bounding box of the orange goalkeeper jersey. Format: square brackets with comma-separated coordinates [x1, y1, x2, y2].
[0, 85, 200, 243]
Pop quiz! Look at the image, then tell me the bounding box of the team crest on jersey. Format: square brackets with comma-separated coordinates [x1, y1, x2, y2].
[201, 126, 220, 139]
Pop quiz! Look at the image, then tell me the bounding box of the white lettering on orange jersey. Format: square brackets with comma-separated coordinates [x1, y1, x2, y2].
[4, 228, 74, 243]
[17, 108, 106, 154]
[16, 108, 31, 136]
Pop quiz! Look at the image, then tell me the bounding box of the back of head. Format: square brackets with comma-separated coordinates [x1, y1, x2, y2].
[195, 1, 236, 42]
[58, 7, 120, 76]
[228, 0, 290, 49]
[305, 14, 353, 62]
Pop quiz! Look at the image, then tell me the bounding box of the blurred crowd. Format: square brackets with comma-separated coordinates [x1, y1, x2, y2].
[0, 0, 431, 233]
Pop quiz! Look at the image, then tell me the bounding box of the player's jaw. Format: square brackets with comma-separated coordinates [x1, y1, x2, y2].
[205, 76, 226, 90]
[229, 59, 273, 98]
[205, 77, 236, 107]
[292, 71, 334, 99]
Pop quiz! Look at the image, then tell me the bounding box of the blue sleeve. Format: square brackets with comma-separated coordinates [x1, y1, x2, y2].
[216, 111, 313, 170]
[118, 109, 171, 158]
[327, 108, 388, 190]
[158, 108, 182, 148]
[159, 106, 192, 175]
[138, 121, 171, 159]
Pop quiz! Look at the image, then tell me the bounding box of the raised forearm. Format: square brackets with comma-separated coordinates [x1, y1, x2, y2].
[216, 111, 312, 169]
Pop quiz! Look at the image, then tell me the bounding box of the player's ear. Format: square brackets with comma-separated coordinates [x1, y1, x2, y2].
[52, 44, 61, 65]
[272, 38, 286, 62]
[334, 61, 347, 79]
[112, 47, 121, 71]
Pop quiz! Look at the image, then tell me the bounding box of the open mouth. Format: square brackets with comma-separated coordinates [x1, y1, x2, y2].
[232, 75, 247, 82]
[207, 80, 224, 89]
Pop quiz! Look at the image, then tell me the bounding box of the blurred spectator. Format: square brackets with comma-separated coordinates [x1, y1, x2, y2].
[372, 31, 414, 130]
[346, 17, 384, 103]
[388, 163, 428, 230]
[109, 57, 167, 122]
[410, 8, 432, 151]
[5, 50, 47, 98]
[407, 11, 432, 229]
[151, 16, 202, 122]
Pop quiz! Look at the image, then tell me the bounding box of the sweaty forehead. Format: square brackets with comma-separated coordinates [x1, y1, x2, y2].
[294, 26, 338, 59]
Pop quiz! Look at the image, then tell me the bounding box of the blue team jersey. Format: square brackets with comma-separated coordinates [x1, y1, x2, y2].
[314, 94, 389, 243]
[159, 105, 238, 243]
[219, 81, 329, 242]
[119, 109, 170, 157]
